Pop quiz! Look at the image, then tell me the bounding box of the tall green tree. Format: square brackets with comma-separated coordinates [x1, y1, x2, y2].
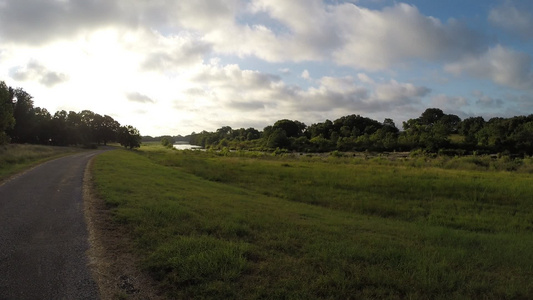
[118, 125, 141, 149]
[33, 107, 52, 144]
[98, 115, 120, 145]
[272, 119, 306, 138]
[9, 88, 36, 143]
[0, 81, 15, 145]
[459, 117, 485, 148]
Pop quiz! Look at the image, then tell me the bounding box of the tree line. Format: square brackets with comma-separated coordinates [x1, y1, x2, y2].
[190, 108, 533, 156]
[0, 81, 141, 149]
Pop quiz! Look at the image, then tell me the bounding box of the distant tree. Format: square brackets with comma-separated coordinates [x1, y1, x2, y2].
[265, 127, 289, 149]
[216, 126, 233, 139]
[33, 107, 52, 144]
[97, 115, 120, 145]
[66, 111, 83, 145]
[401, 109, 460, 152]
[419, 108, 445, 126]
[272, 119, 306, 138]
[511, 120, 533, 155]
[161, 137, 173, 148]
[333, 115, 382, 138]
[459, 117, 485, 148]
[118, 125, 141, 149]
[382, 118, 399, 132]
[49, 110, 69, 145]
[439, 114, 461, 134]
[79, 110, 96, 145]
[0, 81, 15, 145]
[8, 88, 36, 143]
[310, 136, 334, 152]
[244, 127, 261, 140]
[307, 120, 333, 139]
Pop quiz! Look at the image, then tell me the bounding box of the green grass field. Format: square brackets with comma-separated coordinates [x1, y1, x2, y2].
[91, 145, 533, 299]
[0, 144, 85, 181]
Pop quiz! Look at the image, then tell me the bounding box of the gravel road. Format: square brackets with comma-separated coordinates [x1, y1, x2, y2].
[0, 150, 107, 300]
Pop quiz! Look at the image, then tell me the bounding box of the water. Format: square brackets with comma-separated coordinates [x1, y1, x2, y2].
[173, 143, 203, 150]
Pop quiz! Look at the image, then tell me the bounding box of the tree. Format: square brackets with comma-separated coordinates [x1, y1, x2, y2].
[118, 125, 141, 149]
[401, 109, 459, 152]
[265, 127, 289, 149]
[96, 115, 120, 145]
[161, 137, 173, 148]
[50, 110, 69, 145]
[459, 117, 485, 148]
[383, 118, 399, 132]
[79, 110, 96, 145]
[438, 114, 461, 134]
[307, 120, 333, 139]
[33, 107, 52, 144]
[9, 88, 36, 143]
[419, 108, 445, 126]
[66, 111, 83, 145]
[272, 119, 306, 138]
[244, 128, 260, 140]
[0, 81, 15, 145]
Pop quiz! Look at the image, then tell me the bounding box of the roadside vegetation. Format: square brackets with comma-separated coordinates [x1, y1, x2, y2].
[0, 144, 85, 181]
[91, 144, 533, 299]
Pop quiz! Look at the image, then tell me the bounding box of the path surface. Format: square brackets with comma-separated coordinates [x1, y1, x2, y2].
[0, 150, 107, 300]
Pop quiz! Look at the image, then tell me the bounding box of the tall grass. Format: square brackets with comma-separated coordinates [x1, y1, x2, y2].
[91, 146, 533, 299]
[141, 148, 533, 234]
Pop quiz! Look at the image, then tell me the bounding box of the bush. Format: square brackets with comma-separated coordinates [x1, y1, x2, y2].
[161, 137, 173, 149]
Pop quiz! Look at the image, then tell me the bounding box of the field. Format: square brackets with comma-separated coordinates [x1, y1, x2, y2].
[0, 144, 85, 181]
[91, 145, 533, 299]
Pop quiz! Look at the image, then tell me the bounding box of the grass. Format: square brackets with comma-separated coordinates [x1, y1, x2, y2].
[0, 144, 86, 181]
[91, 145, 533, 299]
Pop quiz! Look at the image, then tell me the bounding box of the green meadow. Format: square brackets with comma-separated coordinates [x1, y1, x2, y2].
[91, 145, 533, 299]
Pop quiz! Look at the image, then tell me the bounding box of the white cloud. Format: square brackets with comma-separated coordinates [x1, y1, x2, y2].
[332, 3, 485, 70]
[278, 68, 291, 75]
[430, 94, 469, 115]
[0, 0, 123, 45]
[445, 45, 533, 90]
[489, 2, 533, 39]
[178, 63, 432, 130]
[137, 33, 212, 72]
[374, 80, 431, 103]
[9, 60, 68, 87]
[216, 2, 485, 70]
[301, 70, 311, 80]
[473, 90, 504, 108]
[126, 92, 155, 104]
[0, 1, 487, 72]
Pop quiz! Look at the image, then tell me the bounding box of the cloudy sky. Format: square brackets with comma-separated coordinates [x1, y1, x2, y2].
[1, 0, 532, 136]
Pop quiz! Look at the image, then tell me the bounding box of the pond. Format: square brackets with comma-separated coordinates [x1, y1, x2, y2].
[173, 143, 203, 150]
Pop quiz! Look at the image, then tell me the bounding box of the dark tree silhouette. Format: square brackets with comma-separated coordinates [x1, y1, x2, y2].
[0, 81, 15, 145]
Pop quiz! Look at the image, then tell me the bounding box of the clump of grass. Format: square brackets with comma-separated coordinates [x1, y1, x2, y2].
[146, 236, 250, 285]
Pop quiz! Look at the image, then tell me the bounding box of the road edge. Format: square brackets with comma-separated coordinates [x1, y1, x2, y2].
[83, 153, 165, 300]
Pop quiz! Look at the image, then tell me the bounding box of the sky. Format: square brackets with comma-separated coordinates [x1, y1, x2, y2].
[1, 0, 532, 136]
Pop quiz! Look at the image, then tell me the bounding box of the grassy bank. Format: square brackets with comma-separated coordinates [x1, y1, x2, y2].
[92, 146, 533, 299]
[0, 144, 85, 181]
